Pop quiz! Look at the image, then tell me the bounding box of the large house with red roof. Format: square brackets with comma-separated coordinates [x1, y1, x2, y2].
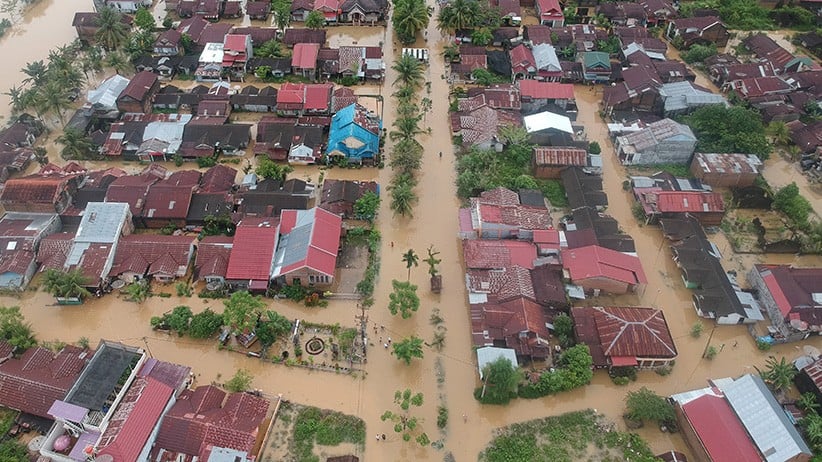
[276, 82, 334, 116]
[561, 245, 647, 295]
[272, 207, 342, 287]
[748, 265, 822, 344]
[225, 219, 278, 291]
[535, 0, 564, 26]
[632, 189, 725, 226]
[195, 235, 234, 284]
[292, 43, 321, 80]
[518, 80, 576, 113]
[459, 187, 552, 240]
[571, 306, 677, 369]
[152, 385, 270, 461]
[109, 234, 196, 283]
[222, 34, 253, 78]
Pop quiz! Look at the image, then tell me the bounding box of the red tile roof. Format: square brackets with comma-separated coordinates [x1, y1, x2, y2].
[509, 44, 536, 74]
[0, 345, 89, 419]
[292, 43, 320, 69]
[154, 385, 269, 459]
[561, 245, 647, 285]
[536, 0, 561, 14]
[471, 297, 550, 357]
[518, 80, 575, 100]
[681, 393, 762, 462]
[225, 221, 277, 281]
[467, 265, 536, 301]
[0, 249, 35, 277]
[195, 235, 233, 280]
[533, 147, 587, 167]
[575, 306, 676, 363]
[733, 76, 792, 98]
[0, 176, 70, 205]
[111, 235, 194, 279]
[462, 239, 537, 269]
[97, 377, 174, 461]
[755, 264, 822, 321]
[200, 164, 237, 192]
[305, 83, 333, 111]
[118, 71, 158, 103]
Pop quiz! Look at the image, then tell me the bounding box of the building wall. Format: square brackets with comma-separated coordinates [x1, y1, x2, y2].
[533, 163, 565, 179]
[284, 267, 334, 287]
[575, 275, 630, 295]
[633, 139, 696, 165]
[674, 405, 712, 462]
[690, 165, 758, 188]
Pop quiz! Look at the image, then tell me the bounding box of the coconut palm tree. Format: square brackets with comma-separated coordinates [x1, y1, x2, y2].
[402, 248, 419, 281]
[57, 128, 96, 160]
[3, 85, 24, 115]
[390, 114, 424, 142]
[43, 269, 91, 300]
[437, 0, 479, 34]
[393, 0, 431, 44]
[21, 60, 48, 87]
[390, 139, 423, 173]
[767, 121, 791, 147]
[105, 51, 131, 75]
[389, 175, 418, 217]
[392, 54, 424, 88]
[95, 6, 129, 51]
[39, 79, 72, 123]
[757, 356, 796, 394]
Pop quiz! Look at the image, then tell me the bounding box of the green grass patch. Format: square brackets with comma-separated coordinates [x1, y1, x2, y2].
[626, 163, 692, 178]
[293, 406, 366, 462]
[480, 409, 657, 462]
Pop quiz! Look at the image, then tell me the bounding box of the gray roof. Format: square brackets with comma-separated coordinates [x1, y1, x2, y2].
[75, 202, 130, 244]
[659, 81, 727, 113]
[721, 374, 812, 462]
[532, 44, 561, 72]
[271, 209, 315, 277]
[617, 118, 695, 152]
[87, 75, 130, 110]
[207, 447, 251, 462]
[476, 346, 518, 379]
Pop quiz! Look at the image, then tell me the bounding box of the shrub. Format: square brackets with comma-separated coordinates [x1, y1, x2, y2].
[690, 322, 704, 338]
[225, 369, 253, 392]
[588, 141, 601, 155]
[756, 338, 772, 351]
[705, 345, 718, 360]
[437, 405, 448, 429]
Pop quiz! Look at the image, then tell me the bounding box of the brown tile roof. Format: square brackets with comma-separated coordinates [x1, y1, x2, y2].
[0, 345, 90, 419]
[0, 176, 70, 205]
[200, 164, 237, 192]
[471, 297, 551, 357]
[195, 235, 233, 280]
[118, 71, 158, 103]
[110, 235, 194, 279]
[0, 249, 35, 277]
[462, 239, 537, 269]
[533, 147, 587, 167]
[283, 28, 327, 46]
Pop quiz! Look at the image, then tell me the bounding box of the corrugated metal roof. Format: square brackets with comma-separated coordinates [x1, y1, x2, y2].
[75, 202, 130, 244]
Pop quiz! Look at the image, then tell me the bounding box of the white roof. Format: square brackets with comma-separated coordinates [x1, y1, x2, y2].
[75, 202, 130, 244]
[523, 111, 573, 134]
[402, 48, 429, 62]
[200, 42, 224, 64]
[476, 347, 518, 379]
[532, 43, 561, 72]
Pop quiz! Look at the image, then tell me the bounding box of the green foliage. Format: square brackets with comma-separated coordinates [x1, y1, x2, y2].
[758, 355, 797, 393]
[355, 229, 381, 300]
[756, 338, 772, 351]
[167, 305, 193, 334]
[401, 248, 419, 280]
[424, 245, 441, 276]
[256, 310, 293, 347]
[0, 439, 27, 461]
[518, 345, 593, 399]
[43, 269, 91, 300]
[771, 6, 816, 29]
[690, 321, 704, 338]
[391, 54, 424, 88]
[798, 393, 821, 413]
[587, 141, 601, 155]
[437, 0, 500, 33]
[256, 157, 294, 181]
[392, 336, 424, 364]
[393, 0, 431, 44]
[552, 313, 574, 348]
[293, 406, 366, 460]
[203, 214, 236, 237]
[476, 358, 523, 405]
[471, 27, 493, 46]
[382, 389, 428, 445]
[625, 387, 676, 425]
[682, 43, 717, 64]
[705, 345, 718, 360]
[471, 68, 508, 86]
[680, 105, 771, 159]
[389, 173, 418, 217]
[222, 291, 266, 334]
[180, 33, 195, 54]
[437, 405, 448, 429]
[353, 191, 380, 221]
[0, 306, 36, 350]
[188, 309, 224, 339]
[773, 183, 812, 230]
[680, 0, 773, 30]
[479, 410, 658, 462]
[57, 128, 98, 160]
[224, 368, 253, 392]
[305, 10, 325, 29]
[123, 280, 150, 303]
[802, 411, 822, 453]
[595, 36, 621, 55]
[197, 156, 217, 168]
[95, 6, 129, 50]
[387, 280, 420, 319]
[133, 7, 156, 31]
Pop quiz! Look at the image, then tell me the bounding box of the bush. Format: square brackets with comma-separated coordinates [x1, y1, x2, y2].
[624, 387, 676, 426]
[612, 376, 630, 386]
[437, 405, 448, 429]
[756, 338, 772, 351]
[773, 183, 812, 229]
[197, 156, 217, 168]
[588, 141, 601, 155]
[225, 369, 253, 392]
[690, 322, 704, 338]
[705, 345, 718, 360]
[518, 345, 593, 399]
[189, 309, 224, 339]
[682, 44, 717, 64]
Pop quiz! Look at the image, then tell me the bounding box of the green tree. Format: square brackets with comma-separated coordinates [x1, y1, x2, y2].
[797, 392, 820, 413]
[443, 43, 460, 62]
[222, 291, 266, 334]
[255, 157, 293, 181]
[389, 174, 418, 217]
[471, 68, 505, 86]
[224, 368, 253, 392]
[423, 245, 441, 276]
[95, 6, 129, 51]
[391, 53, 424, 88]
[624, 387, 676, 425]
[682, 43, 717, 64]
[477, 357, 522, 405]
[166, 305, 193, 334]
[471, 27, 493, 46]
[305, 10, 325, 29]
[588, 141, 601, 155]
[802, 412, 822, 451]
[56, 128, 97, 160]
[123, 280, 151, 302]
[388, 279, 420, 319]
[758, 356, 797, 393]
[401, 248, 419, 281]
[690, 321, 704, 338]
[125, 28, 155, 59]
[255, 310, 292, 347]
[681, 105, 771, 159]
[437, 0, 481, 33]
[180, 33, 195, 54]
[552, 313, 574, 347]
[767, 120, 791, 147]
[271, 0, 291, 31]
[353, 191, 380, 222]
[133, 7, 156, 31]
[772, 183, 812, 228]
[255, 39, 289, 58]
[0, 439, 27, 461]
[38, 78, 72, 123]
[0, 305, 36, 350]
[381, 389, 429, 445]
[188, 309, 224, 339]
[42, 269, 91, 300]
[105, 51, 131, 75]
[393, 0, 431, 44]
[21, 60, 48, 87]
[392, 335, 424, 364]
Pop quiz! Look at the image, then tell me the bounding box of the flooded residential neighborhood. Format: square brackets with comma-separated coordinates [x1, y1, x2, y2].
[0, 0, 821, 461]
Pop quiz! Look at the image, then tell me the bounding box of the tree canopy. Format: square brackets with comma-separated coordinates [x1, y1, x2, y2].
[387, 279, 420, 319]
[758, 356, 797, 393]
[222, 291, 266, 334]
[392, 335, 424, 364]
[133, 7, 156, 31]
[624, 387, 676, 425]
[43, 269, 91, 300]
[225, 368, 253, 392]
[772, 183, 812, 229]
[0, 305, 36, 350]
[255, 310, 292, 347]
[680, 105, 771, 159]
[188, 309, 224, 339]
[680, 0, 773, 30]
[353, 191, 380, 222]
[255, 157, 293, 181]
[305, 10, 325, 29]
[392, 0, 431, 44]
[476, 357, 523, 405]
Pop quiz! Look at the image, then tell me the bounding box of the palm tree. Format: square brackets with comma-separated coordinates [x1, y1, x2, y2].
[757, 356, 797, 394]
[43, 269, 91, 300]
[39, 79, 72, 123]
[33, 147, 49, 166]
[95, 6, 129, 51]
[767, 121, 791, 146]
[21, 60, 48, 87]
[390, 174, 418, 217]
[437, 0, 479, 34]
[393, 0, 431, 44]
[57, 128, 96, 160]
[442, 43, 460, 62]
[390, 115, 424, 142]
[305, 10, 325, 29]
[105, 51, 131, 75]
[402, 248, 419, 281]
[3, 85, 24, 115]
[392, 54, 424, 88]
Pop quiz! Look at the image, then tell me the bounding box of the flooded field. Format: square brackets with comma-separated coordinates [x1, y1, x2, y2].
[2, 3, 822, 461]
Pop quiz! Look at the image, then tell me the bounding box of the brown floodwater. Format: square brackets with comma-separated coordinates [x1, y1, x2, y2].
[5, 4, 822, 461]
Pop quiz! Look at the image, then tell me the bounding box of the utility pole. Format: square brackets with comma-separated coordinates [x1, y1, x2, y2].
[142, 337, 153, 358]
[354, 303, 368, 362]
[701, 324, 717, 359]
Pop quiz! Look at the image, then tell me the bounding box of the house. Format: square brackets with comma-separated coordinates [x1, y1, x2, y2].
[581, 51, 611, 82]
[796, 357, 822, 408]
[225, 219, 278, 290]
[532, 43, 563, 81]
[470, 295, 552, 359]
[561, 245, 647, 295]
[283, 28, 327, 47]
[726, 76, 793, 101]
[231, 27, 278, 47]
[564, 206, 636, 253]
[749, 265, 822, 344]
[0, 212, 60, 289]
[135, 55, 184, 80]
[235, 178, 315, 218]
[110, 234, 195, 282]
[450, 46, 488, 82]
[292, 43, 320, 80]
[73, 12, 132, 45]
[633, 189, 725, 226]
[290, 0, 314, 21]
[450, 99, 521, 150]
[192, 99, 231, 125]
[315, 0, 341, 22]
[271, 208, 342, 287]
[179, 124, 252, 159]
[597, 2, 647, 26]
[658, 81, 727, 116]
[791, 120, 822, 153]
[154, 29, 183, 56]
[246, 0, 271, 19]
[690, 153, 762, 187]
[458, 187, 552, 240]
[671, 374, 813, 462]
[255, 118, 324, 162]
[195, 235, 233, 283]
[196, 42, 225, 81]
[532, 147, 588, 179]
[666, 16, 729, 48]
[709, 61, 776, 87]
[103, 0, 151, 13]
[319, 180, 379, 218]
[615, 118, 696, 165]
[522, 111, 575, 146]
[518, 80, 576, 114]
[509, 44, 537, 80]
[743, 33, 812, 74]
[152, 385, 269, 461]
[560, 167, 608, 210]
[222, 34, 253, 77]
[326, 103, 381, 163]
[602, 65, 663, 114]
[223, 0, 243, 18]
[139, 170, 200, 228]
[640, 0, 676, 25]
[535, 0, 564, 26]
[177, 0, 221, 19]
[338, 0, 388, 24]
[231, 86, 278, 112]
[187, 192, 233, 226]
[276, 83, 334, 116]
[462, 239, 538, 271]
[0, 171, 83, 214]
[572, 306, 676, 369]
[0, 345, 89, 420]
[116, 71, 160, 114]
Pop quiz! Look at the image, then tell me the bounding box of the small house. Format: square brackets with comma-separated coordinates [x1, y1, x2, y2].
[116, 71, 160, 114]
[283, 28, 327, 47]
[326, 103, 381, 163]
[690, 153, 762, 187]
[195, 235, 233, 283]
[339, 0, 388, 24]
[319, 179, 379, 218]
[614, 118, 696, 165]
[532, 146, 588, 179]
[0, 212, 61, 290]
[666, 16, 729, 48]
[110, 234, 195, 282]
[292, 43, 320, 79]
[535, 0, 564, 26]
[225, 219, 278, 290]
[561, 245, 647, 295]
[271, 208, 342, 287]
[246, 1, 272, 19]
[581, 51, 611, 82]
[222, 34, 253, 77]
[749, 265, 822, 343]
[154, 29, 183, 56]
